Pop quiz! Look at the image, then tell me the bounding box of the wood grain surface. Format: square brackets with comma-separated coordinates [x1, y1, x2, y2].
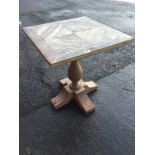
[23, 16, 134, 67]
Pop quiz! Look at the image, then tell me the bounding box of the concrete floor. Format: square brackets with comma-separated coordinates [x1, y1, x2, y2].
[19, 0, 135, 154]
[20, 64, 135, 155]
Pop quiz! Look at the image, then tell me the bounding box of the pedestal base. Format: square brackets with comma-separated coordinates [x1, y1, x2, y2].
[51, 78, 97, 114]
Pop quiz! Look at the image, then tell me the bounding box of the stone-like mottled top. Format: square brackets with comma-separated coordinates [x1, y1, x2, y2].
[23, 16, 134, 67]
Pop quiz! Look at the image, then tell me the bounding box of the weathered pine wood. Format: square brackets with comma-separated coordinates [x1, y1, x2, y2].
[51, 85, 73, 109]
[74, 91, 95, 114]
[59, 78, 97, 93]
[23, 16, 134, 67]
[68, 61, 83, 90]
[51, 60, 97, 113]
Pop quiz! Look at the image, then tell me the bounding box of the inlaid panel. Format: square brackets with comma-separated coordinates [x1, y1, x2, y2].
[23, 16, 134, 67]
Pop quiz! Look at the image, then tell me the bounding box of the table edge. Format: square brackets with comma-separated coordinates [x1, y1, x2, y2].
[50, 37, 134, 67]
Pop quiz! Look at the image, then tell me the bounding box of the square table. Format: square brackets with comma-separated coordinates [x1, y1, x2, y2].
[23, 16, 134, 114]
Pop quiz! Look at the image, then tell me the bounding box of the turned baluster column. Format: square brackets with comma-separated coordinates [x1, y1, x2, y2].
[68, 60, 83, 90]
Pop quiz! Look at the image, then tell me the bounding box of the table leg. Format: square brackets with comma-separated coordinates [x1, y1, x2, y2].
[59, 78, 97, 94]
[74, 91, 95, 114]
[51, 60, 97, 113]
[51, 85, 73, 109]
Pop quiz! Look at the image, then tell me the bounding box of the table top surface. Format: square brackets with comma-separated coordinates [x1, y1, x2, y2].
[23, 16, 134, 67]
